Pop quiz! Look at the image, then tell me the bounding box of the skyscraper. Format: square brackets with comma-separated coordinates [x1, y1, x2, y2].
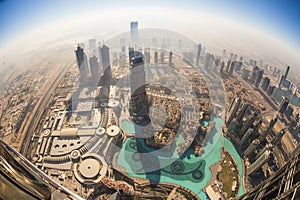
[168, 51, 173, 66]
[196, 44, 201, 65]
[258, 116, 278, 142]
[239, 111, 260, 140]
[129, 50, 149, 124]
[238, 150, 300, 200]
[130, 21, 139, 45]
[220, 61, 225, 74]
[100, 45, 112, 84]
[255, 69, 264, 88]
[236, 103, 249, 124]
[242, 68, 251, 80]
[88, 38, 97, 57]
[160, 51, 164, 64]
[250, 66, 259, 84]
[279, 96, 289, 115]
[154, 51, 158, 64]
[283, 65, 290, 83]
[89, 56, 100, 76]
[144, 48, 150, 64]
[226, 96, 241, 125]
[262, 77, 270, 91]
[228, 61, 235, 76]
[244, 139, 260, 157]
[247, 150, 271, 175]
[75, 45, 90, 79]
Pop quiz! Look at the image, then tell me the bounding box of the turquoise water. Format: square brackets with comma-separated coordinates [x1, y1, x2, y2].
[118, 118, 244, 198]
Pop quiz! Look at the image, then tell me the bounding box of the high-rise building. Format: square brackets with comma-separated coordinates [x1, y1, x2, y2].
[283, 65, 290, 83]
[285, 105, 294, 120]
[271, 128, 286, 146]
[228, 61, 236, 76]
[168, 52, 173, 66]
[226, 59, 231, 73]
[160, 51, 164, 64]
[222, 49, 226, 60]
[100, 45, 112, 84]
[88, 38, 97, 57]
[196, 44, 201, 65]
[238, 150, 300, 200]
[255, 69, 264, 88]
[278, 96, 289, 115]
[239, 111, 260, 141]
[266, 85, 275, 96]
[244, 139, 260, 157]
[220, 61, 225, 74]
[250, 66, 259, 84]
[226, 96, 241, 125]
[258, 116, 278, 142]
[89, 56, 100, 76]
[129, 50, 149, 124]
[240, 128, 254, 147]
[75, 45, 90, 78]
[234, 61, 243, 71]
[130, 21, 139, 45]
[154, 51, 158, 64]
[205, 53, 214, 68]
[261, 77, 270, 91]
[242, 68, 251, 80]
[144, 48, 150, 64]
[236, 103, 249, 124]
[247, 150, 271, 175]
[278, 74, 284, 87]
[239, 56, 244, 62]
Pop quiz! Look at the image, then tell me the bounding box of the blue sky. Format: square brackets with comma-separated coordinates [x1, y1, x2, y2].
[0, 0, 300, 51]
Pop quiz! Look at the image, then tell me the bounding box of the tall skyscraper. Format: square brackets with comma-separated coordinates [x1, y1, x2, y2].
[255, 69, 264, 88]
[242, 68, 251, 80]
[244, 139, 260, 157]
[247, 150, 272, 175]
[88, 38, 97, 57]
[129, 50, 149, 124]
[220, 61, 225, 74]
[75, 45, 90, 78]
[279, 96, 289, 115]
[238, 150, 300, 200]
[226, 96, 241, 125]
[160, 51, 164, 64]
[130, 21, 139, 45]
[262, 77, 270, 91]
[196, 44, 201, 65]
[240, 128, 254, 147]
[222, 49, 226, 60]
[283, 65, 290, 83]
[226, 59, 231, 73]
[168, 51, 173, 66]
[89, 56, 100, 76]
[228, 61, 235, 76]
[154, 51, 158, 64]
[239, 111, 260, 140]
[144, 48, 150, 64]
[236, 103, 249, 124]
[258, 116, 278, 142]
[100, 45, 112, 84]
[251, 66, 259, 84]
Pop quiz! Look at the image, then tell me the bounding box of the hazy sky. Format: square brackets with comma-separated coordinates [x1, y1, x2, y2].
[0, 0, 300, 73]
[0, 0, 299, 50]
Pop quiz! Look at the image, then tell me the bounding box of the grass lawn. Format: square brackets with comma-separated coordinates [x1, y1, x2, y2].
[217, 151, 239, 198]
